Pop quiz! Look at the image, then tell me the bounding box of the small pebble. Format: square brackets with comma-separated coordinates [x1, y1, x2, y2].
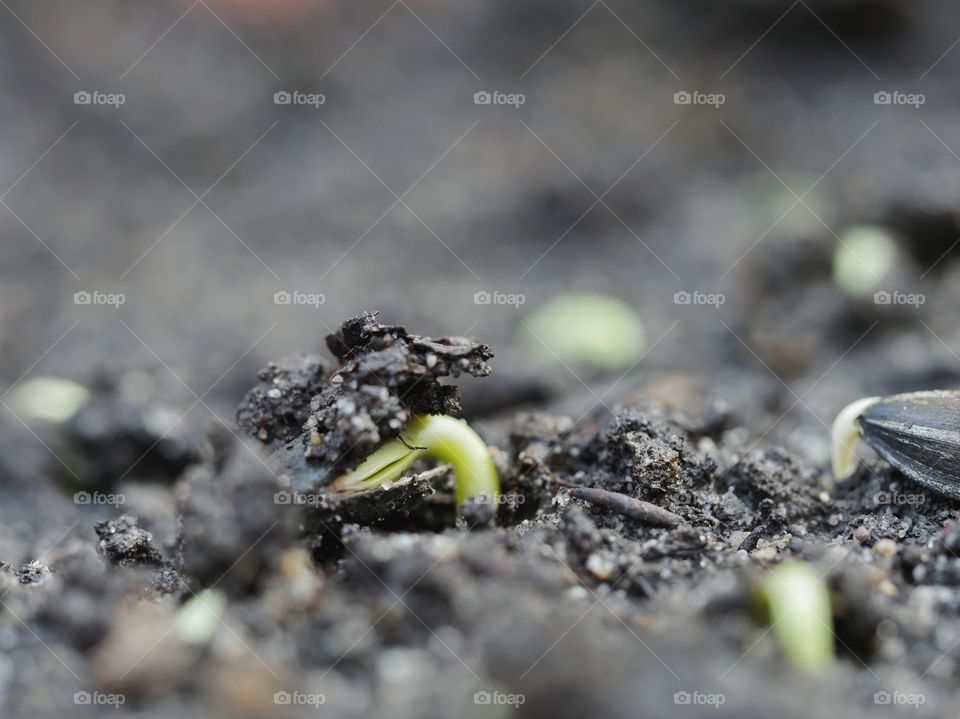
[874, 539, 898, 558]
[878, 579, 898, 597]
[752, 546, 778, 562]
[15, 560, 50, 585]
[586, 553, 614, 581]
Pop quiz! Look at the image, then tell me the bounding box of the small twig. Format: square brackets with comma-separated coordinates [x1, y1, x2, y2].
[569, 486, 682, 528]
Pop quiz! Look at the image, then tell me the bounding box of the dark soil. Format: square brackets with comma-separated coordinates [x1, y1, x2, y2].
[5, 1, 960, 718]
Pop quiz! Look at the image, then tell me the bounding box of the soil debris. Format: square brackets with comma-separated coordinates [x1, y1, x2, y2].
[569, 486, 681, 528]
[236, 353, 328, 451]
[15, 560, 50, 586]
[175, 436, 296, 595]
[94, 515, 164, 568]
[59, 375, 206, 489]
[292, 312, 493, 481]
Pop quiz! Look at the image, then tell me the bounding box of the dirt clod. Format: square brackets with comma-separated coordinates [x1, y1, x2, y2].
[294, 312, 493, 482]
[95, 515, 164, 568]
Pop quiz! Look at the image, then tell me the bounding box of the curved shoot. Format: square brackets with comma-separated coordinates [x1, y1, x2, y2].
[330, 414, 500, 508]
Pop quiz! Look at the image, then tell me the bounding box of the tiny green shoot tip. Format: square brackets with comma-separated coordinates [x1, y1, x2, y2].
[756, 561, 834, 672]
[330, 414, 500, 508]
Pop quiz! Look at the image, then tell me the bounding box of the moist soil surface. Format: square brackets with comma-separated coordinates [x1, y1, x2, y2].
[4, 311, 960, 718]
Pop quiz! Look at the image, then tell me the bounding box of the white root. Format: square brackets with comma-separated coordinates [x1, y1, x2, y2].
[830, 396, 880, 480]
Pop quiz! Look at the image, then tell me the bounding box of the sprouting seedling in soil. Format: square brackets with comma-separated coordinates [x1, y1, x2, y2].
[329, 414, 500, 508]
[831, 225, 898, 297]
[754, 561, 834, 672]
[176, 589, 227, 646]
[832, 391, 960, 500]
[6, 377, 89, 423]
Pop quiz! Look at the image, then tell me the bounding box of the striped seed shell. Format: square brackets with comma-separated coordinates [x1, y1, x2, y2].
[857, 390, 960, 500]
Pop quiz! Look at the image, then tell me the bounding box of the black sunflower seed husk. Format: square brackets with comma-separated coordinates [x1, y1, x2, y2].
[857, 390, 960, 501]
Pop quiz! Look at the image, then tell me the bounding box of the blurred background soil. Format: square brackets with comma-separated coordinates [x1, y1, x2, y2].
[5, 1, 960, 717]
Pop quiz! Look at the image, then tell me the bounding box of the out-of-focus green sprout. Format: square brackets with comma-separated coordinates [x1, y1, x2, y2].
[755, 561, 834, 672]
[330, 414, 499, 508]
[519, 292, 646, 371]
[176, 589, 227, 646]
[6, 377, 89, 423]
[832, 225, 898, 297]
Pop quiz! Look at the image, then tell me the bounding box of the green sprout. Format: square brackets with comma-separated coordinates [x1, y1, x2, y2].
[832, 225, 898, 297]
[755, 561, 834, 672]
[7, 377, 89, 423]
[330, 414, 500, 508]
[176, 588, 227, 646]
[519, 292, 646, 372]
